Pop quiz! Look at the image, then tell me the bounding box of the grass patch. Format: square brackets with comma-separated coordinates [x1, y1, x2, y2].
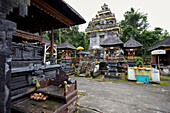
[160, 77, 168, 80]
[78, 92, 88, 96]
[160, 76, 170, 80]
[95, 80, 102, 82]
[128, 83, 133, 86]
[160, 81, 170, 86]
[74, 110, 77, 113]
[102, 78, 107, 82]
[84, 76, 93, 78]
[95, 78, 130, 83]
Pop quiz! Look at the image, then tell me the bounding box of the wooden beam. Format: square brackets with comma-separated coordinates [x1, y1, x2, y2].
[16, 30, 42, 42]
[46, 46, 50, 51]
[163, 48, 170, 51]
[32, 0, 75, 26]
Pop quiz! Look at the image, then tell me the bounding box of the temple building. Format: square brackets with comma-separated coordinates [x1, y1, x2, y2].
[86, 3, 122, 49]
[0, 0, 85, 113]
[148, 37, 170, 75]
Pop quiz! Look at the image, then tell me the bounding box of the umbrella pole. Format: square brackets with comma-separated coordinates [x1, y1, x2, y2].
[158, 55, 160, 69]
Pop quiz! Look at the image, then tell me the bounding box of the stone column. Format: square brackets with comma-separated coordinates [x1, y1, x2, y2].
[0, 19, 16, 113]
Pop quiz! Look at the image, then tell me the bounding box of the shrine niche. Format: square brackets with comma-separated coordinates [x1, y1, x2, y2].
[58, 41, 76, 73]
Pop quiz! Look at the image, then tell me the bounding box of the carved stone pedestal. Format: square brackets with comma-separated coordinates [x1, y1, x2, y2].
[105, 60, 120, 79]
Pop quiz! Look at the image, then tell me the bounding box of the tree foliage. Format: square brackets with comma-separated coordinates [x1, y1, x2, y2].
[121, 8, 149, 31]
[43, 26, 90, 51]
[121, 8, 169, 56]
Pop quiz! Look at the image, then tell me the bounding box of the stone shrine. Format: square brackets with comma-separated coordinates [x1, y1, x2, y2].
[100, 33, 123, 78]
[58, 41, 76, 73]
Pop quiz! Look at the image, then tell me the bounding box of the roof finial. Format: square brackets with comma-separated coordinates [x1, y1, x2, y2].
[130, 36, 133, 40]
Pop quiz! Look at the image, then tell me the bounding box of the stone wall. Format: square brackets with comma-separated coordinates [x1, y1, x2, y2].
[0, 16, 16, 113]
[0, 0, 28, 112]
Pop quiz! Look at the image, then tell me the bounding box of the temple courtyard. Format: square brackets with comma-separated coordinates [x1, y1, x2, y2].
[71, 77, 170, 113]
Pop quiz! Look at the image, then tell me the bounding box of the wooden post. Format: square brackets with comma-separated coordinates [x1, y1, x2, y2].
[39, 28, 42, 36]
[75, 80, 77, 90]
[114, 49, 117, 59]
[65, 29, 67, 41]
[158, 55, 160, 69]
[43, 44, 47, 63]
[50, 27, 54, 56]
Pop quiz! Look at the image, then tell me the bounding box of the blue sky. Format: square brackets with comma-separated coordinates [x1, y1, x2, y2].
[65, 0, 170, 33]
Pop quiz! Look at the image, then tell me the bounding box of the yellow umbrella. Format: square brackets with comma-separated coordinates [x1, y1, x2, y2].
[76, 46, 84, 50]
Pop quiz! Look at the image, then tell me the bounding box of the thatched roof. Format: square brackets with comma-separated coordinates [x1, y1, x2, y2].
[124, 38, 143, 48]
[100, 34, 123, 47]
[148, 37, 170, 51]
[58, 41, 76, 50]
[42, 37, 57, 46]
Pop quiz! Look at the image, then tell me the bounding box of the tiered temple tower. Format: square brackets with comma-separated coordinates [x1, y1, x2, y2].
[86, 3, 122, 49]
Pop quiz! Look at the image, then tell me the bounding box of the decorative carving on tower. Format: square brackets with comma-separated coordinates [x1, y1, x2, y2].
[86, 3, 122, 49]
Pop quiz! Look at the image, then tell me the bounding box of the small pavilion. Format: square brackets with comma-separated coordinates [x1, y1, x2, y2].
[124, 36, 143, 67]
[148, 37, 170, 70]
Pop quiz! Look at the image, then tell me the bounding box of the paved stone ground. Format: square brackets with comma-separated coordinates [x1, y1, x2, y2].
[71, 77, 170, 113]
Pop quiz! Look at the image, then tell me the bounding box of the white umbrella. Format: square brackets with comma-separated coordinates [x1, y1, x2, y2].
[91, 45, 102, 50]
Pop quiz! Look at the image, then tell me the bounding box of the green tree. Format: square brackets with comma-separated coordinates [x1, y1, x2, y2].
[121, 8, 149, 31]
[121, 8, 169, 56]
[43, 25, 90, 51]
